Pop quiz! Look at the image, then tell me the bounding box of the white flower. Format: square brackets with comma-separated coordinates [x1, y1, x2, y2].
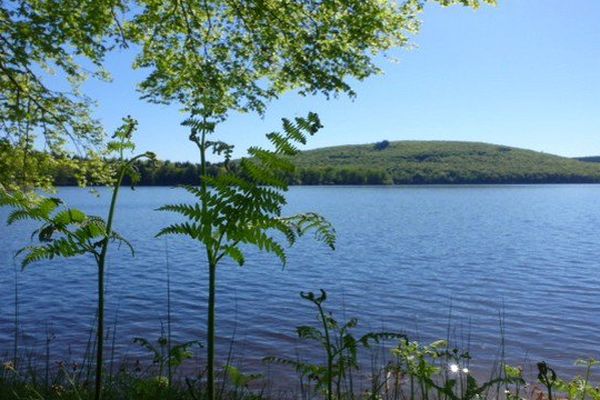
[449, 364, 459, 373]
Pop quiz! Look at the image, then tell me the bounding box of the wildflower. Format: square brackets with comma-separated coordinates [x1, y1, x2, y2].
[3, 361, 15, 371]
[462, 367, 469, 374]
[449, 363, 459, 373]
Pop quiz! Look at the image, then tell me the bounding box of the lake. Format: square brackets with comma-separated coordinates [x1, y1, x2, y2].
[1, 185, 600, 380]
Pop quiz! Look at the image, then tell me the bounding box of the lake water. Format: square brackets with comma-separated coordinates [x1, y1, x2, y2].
[1, 185, 600, 380]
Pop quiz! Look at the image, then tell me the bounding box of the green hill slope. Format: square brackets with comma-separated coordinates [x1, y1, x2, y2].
[286, 141, 600, 184]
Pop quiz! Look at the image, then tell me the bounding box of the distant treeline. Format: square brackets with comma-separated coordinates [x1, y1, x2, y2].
[53, 159, 396, 186]
[575, 156, 600, 163]
[49, 158, 600, 186]
[54, 159, 214, 186]
[13, 140, 600, 187]
[289, 167, 600, 184]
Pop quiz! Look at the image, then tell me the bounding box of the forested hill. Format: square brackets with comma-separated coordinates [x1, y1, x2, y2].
[48, 141, 600, 186]
[286, 141, 600, 184]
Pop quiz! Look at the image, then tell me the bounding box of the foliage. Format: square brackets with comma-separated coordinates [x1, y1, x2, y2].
[133, 335, 201, 381]
[0, 193, 127, 266]
[0, 0, 122, 148]
[1, 117, 154, 400]
[0, 0, 497, 188]
[0, 139, 114, 194]
[128, 0, 471, 119]
[157, 112, 336, 399]
[265, 289, 406, 400]
[553, 359, 600, 400]
[288, 141, 600, 185]
[374, 140, 391, 151]
[0, 0, 495, 192]
[157, 112, 335, 266]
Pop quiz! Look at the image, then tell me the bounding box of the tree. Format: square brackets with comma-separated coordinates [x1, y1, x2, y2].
[0, 0, 130, 190]
[0, 0, 495, 169]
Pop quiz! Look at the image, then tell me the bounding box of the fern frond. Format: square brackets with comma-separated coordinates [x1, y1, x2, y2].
[281, 118, 307, 147]
[160, 112, 335, 272]
[157, 222, 217, 248]
[279, 213, 336, 250]
[110, 231, 135, 256]
[359, 332, 408, 348]
[18, 237, 87, 267]
[54, 208, 87, 226]
[36, 198, 63, 218]
[266, 132, 299, 155]
[158, 203, 205, 222]
[7, 209, 36, 225]
[222, 246, 245, 266]
[240, 158, 287, 189]
[6, 197, 62, 224]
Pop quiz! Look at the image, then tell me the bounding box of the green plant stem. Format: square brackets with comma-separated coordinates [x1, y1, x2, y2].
[316, 302, 334, 400]
[582, 362, 592, 400]
[95, 154, 144, 400]
[166, 240, 173, 388]
[13, 260, 19, 369]
[94, 168, 123, 400]
[207, 261, 217, 400]
[195, 124, 217, 400]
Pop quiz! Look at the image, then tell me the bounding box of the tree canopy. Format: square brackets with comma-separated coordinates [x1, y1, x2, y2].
[0, 0, 495, 191]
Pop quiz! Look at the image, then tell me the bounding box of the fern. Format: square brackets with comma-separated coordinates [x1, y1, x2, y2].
[265, 290, 406, 400]
[4, 194, 132, 267]
[157, 112, 335, 399]
[1, 116, 154, 400]
[158, 112, 335, 267]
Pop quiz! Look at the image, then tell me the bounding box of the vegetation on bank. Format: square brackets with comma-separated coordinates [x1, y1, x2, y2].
[3, 287, 600, 400]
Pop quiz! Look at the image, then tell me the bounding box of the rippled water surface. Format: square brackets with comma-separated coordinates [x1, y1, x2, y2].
[1, 185, 600, 377]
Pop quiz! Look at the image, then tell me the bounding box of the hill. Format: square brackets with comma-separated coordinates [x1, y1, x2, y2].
[285, 141, 600, 184]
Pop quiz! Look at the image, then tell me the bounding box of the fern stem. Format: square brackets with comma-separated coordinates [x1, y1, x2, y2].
[166, 239, 173, 388]
[316, 301, 334, 400]
[191, 120, 218, 400]
[207, 261, 217, 400]
[95, 252, 105, 400]
[95, 154, 137, 400]
[13, 259, 19, 369]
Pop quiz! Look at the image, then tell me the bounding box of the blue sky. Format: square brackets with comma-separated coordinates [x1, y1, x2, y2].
[85, 0, 600, 162]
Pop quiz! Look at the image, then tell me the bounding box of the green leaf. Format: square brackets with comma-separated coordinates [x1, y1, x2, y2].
[54, 209, 87, 226]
